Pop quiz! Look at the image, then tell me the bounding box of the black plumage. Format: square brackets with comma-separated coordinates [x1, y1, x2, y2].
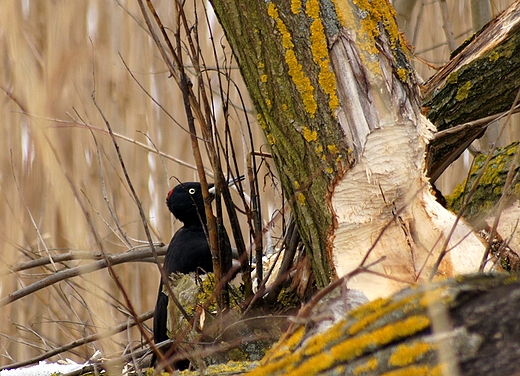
[153, 182, 214, 370]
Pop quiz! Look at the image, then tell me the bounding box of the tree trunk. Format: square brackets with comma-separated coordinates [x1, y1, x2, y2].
[247, 274, 520, 376]
[210, 0, 353, 287]
[211, 0, 485, 298]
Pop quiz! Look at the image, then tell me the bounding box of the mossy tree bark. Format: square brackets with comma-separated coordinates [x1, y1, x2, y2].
[211, 0, 486, 297]
[210, 0, 353, 287]
[247, 274, 520, 376]
[423, 2, 520, 181]
[447, 142, 520, 224]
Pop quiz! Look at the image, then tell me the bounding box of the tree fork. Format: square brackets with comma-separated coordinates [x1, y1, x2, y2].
[211, 0, 486, 297]
[423, 1, 520, 181]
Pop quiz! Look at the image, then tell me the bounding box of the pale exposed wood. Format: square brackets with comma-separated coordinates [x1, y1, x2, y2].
[328, 2, 485, 298]
[332, 124, 484, 299]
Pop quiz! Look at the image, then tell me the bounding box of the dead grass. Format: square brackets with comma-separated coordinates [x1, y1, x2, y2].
[0, 0, 273, 367]
[0, 0, 517, 370]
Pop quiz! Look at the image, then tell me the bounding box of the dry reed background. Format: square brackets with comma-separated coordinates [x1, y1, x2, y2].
[0, 0, 517, 368]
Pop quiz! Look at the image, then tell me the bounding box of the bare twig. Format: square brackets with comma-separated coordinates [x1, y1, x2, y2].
[430, 91, 520, 278]
[479, 89, 520, 270]
[6, 246, 166, 274]
[118, 53, 198, 138]
[0, 311, 154, 371]
[91, 79, 167, 365]
[79, 107, 132, 248]
[432, 104, 520, 141]
[0, 246, 167, 308]
[9, 153, 57, 272]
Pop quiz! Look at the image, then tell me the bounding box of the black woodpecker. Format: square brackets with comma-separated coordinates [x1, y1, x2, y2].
[153, 182, 214, 370]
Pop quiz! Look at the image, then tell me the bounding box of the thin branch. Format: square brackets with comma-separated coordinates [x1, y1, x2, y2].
[431, 88, 520, 278]
[9, 153, 57, 272]
[118, 53, 199, 138]
[5, 246, 166, 274]
[479, 89, 520, 270]
[0, 246, 167, 308]
[78, 107, 132, 248]
[432, 104, 520, 141]
[438, 0, 457, 51]
[0, 311, 153, 371]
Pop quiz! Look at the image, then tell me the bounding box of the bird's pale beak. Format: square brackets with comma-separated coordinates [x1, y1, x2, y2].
[208, 175, 245, 195]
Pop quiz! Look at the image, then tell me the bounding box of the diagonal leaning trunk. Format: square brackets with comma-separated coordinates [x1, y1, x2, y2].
[210, 0, 485, 298]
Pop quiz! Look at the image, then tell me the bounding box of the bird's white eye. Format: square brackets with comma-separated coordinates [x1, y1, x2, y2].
[188, 188, 196, 194]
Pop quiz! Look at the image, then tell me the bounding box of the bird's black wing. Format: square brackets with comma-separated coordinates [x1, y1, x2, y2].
[163, 226, 213, 275]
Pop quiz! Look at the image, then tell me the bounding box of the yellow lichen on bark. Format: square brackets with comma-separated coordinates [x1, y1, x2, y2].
[388, 342, 435, 367]
[348, 296, 390, 319]
[263, 326, 306, 363]
[353, 358, 379, 375]
[331, 0, 409, 77]
[347, 292, 422, 336]
[381, 364, 445, 376]
[306, 0, 340, 111]
[489, 51, 500, 62]
[291, 0, 302, 14]
[456, 80, 472, 101]
[332, 315, 430, 360]
[267, 2, 317, 116]
[302, 126, 318, 142]
[276, 315, 431, 376]
[327, 144, 339, 154]
[397, 67, 408, 82]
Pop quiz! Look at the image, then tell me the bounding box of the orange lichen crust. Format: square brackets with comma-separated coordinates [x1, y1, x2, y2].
[306, 0, 340, 111]
[331, 0, 412, 82]
[353, 358, 378, 375]
[267, 2, 317, 117]
[388, 342, 436, 367]
[246, 274, 516, 376]
[381, 364, 445, 376]
[267, 0, 341, 119]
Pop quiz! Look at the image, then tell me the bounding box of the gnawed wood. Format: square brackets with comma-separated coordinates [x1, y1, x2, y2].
[332, 124, 485, 299]
[328, 1, 485, 298]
